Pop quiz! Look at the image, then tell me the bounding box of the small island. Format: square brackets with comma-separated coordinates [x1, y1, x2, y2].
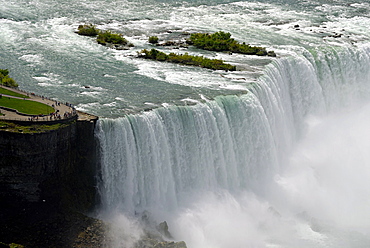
[138, 48, 236, 71]
[188, 31, 276, 57]
[77, 24, 133, 50]
[76, 24, 277, 72]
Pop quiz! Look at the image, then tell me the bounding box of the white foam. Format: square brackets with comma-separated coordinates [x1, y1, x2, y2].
[103, 102, 118, 107]
[144, 102, 158, 106]
[80, 91, 102, 97]
[180, 98, 200, 104]
[32, 73, 63, 86]
[115, 97, 126, 102]
[75, 102, 101, 112]
[19, 54, 44, 65]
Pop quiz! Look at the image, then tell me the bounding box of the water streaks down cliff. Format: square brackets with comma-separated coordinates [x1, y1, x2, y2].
[96, 46, 370, 247]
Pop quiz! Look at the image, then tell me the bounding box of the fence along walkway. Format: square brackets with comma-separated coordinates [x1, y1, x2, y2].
[0, 85, 77, 123]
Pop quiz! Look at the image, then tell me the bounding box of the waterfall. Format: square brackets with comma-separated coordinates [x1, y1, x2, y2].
[96, 45, 370, 247]
[97, 93, 281, 213]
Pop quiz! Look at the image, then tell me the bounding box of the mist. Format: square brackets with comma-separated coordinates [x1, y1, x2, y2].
[164, 103, 370, 248]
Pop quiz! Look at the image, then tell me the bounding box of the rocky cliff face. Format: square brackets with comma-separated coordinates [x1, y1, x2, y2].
[0, 115, 99, 247]
[0, 118, 98, 210]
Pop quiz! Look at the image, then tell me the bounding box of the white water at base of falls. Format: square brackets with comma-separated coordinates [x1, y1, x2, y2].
[96, 46, 370, 247]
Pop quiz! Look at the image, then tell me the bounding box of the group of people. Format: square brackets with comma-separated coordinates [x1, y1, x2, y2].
[48, 98, 77, 121]
[28, 115, 46, 121]
[49, 109, 76, 121]
[28, 111, 76, 121]
[63, 110, 76, 119]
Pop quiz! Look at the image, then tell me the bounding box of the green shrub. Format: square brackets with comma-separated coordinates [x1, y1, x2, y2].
[1, 76, 18, 87]
[189, 31, 276, 56]
[76, 25, 133, 48]
[77, 24, 99, 36]
[148, 36, 159, 44]
[97, 31, 128, 45]
[189, 31, 232, 51]
[139, 49, 236, 71]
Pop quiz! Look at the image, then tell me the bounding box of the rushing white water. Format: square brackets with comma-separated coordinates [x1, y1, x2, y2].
[97, 46, 370, 247]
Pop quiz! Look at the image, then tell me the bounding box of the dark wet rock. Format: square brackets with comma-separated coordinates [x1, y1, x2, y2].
[72, 218, 110, 248]
[104, 42, 134, 50]
[157, 221, 173, 239]
[136, 239, 187, 248]
[267, 51, 277, 57]
[155, 40, 188, 48]
[328, 33, 343, 38]
[132, 211, 187, 248]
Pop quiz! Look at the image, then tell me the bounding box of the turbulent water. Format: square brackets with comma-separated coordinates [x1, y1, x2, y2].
[2, 0, 370, 247]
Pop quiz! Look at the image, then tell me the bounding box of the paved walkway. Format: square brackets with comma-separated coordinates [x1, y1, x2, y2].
[0, 85, 76, 122]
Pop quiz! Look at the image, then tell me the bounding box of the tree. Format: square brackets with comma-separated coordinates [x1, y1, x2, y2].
[1, 75, 18, 87]
[0, 69, 9, 77]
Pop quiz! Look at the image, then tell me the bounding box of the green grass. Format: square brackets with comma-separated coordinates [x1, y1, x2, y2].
[0, 97, 54, 115]
[0, 87, 29, 98]
[0, 121, 72, 133]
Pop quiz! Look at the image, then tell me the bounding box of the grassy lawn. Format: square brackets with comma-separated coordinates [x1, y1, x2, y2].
[0, 97, 54, 115]
[0, 87, 29, 98]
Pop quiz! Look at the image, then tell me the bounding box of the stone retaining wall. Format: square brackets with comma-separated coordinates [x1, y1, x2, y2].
[0, 113, 78, 125]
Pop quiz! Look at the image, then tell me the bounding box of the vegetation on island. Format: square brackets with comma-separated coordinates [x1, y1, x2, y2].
[0, 69, 18, 87]
[77, 24, 133, 48]
[76, 24, 276, 71]
[148, 36, 159, 44]
[188, 31, 276, 57]
[139, 48, 236, 71]
[97, 31, 128, 45]
[77, 24, 99, 36]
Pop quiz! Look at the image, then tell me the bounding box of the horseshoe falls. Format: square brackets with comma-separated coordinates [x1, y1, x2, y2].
[2, 0, 370, 247]
[97, 46, 370, 248]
